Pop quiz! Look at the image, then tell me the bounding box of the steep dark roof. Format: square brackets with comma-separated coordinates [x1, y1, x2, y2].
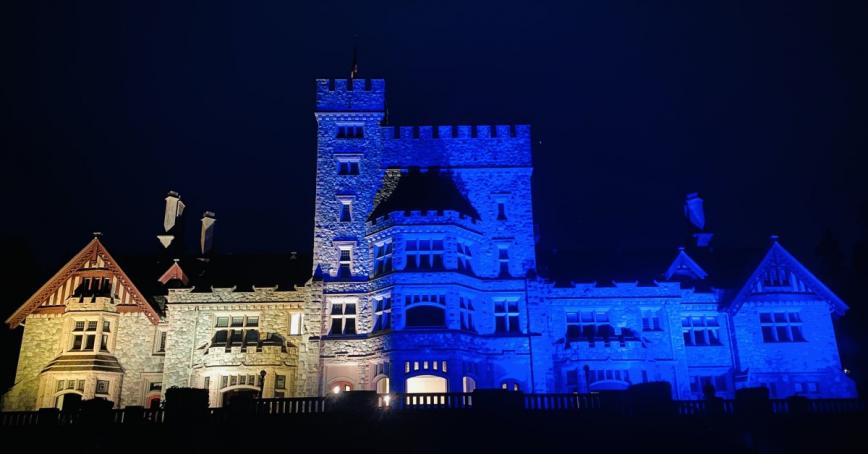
[369, 168, 480, 221]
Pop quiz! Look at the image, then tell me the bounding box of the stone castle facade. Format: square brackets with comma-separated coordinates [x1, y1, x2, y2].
[1, 75, 857, 411]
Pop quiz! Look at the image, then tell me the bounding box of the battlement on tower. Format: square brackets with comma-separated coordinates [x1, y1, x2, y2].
[315, 78, 385, 112]
[381, 124, 532, 167]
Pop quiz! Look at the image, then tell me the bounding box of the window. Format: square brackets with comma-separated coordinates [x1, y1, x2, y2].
[496, 201, 507, 221]
[497, 245, 510, 277]
[220, 374, 260, 389]
[587, 369, 631, 385]
[329, 302, 357, 335]
[566, 311, 613, 341]
[373, 296, 392, 331]
[55, 379, 85, 392]
[204, 377, 210, 390]
[456, 242, 473, 274]
[155, 331, 167, 353]
[459, 296, 475, 332]
[337, 246, 353, 278]
[73, 277, 113, 299]
[373, 241, 394, 275]
[760, 312, 805, 343]
[339, 199, 352, 222]
[404, 238, 445, 270]
[212, 315, 260, 350]
[289, 313, 303, 336]
[642, 309, 662, 331]
[494, 299, 521, 334]
[96, 380, 109, 395]
[404, 294, 446, 328]
[337, 125, 364, 139]
[70, 319, 100, 352]
[336, 158, 360, 175]
[682, 316, 721, 346]
[149, 382, 162, 392]
[275, 375, 286, 390]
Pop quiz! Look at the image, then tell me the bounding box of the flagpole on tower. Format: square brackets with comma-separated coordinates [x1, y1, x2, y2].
[350, 34, 359, 80]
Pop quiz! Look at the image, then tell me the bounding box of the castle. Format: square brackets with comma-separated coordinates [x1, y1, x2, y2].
[1, 74, 857, 411]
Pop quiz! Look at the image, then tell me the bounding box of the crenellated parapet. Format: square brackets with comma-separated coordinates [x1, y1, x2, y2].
[315, 78, 385, 112]
[366, 209, 482, 237]
[381, 124, 532, 168]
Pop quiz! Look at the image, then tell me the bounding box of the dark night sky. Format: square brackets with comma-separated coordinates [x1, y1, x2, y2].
[2, 0, 867, 274]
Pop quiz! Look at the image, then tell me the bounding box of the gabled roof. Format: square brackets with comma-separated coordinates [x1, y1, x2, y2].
[727, 239, 848, 316]
[664, 248, 708, 281]
[5, 237, 161, 328]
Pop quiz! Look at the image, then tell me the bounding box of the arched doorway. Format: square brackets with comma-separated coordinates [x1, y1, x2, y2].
[222, 388, 259, 407]
[406, 375, 447, 394]
[55, 392, 82, 411]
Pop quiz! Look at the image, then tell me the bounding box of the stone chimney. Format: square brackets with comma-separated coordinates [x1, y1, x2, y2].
[200, 211, 216, 256]
[684, 193, 713, 248]
[158, 191, 185, 249]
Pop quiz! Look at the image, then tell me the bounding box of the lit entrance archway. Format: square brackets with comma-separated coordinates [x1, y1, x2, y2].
[55, 392, 82, 411]
[406, 375, 447, 394]
[222, 388, 259, 407]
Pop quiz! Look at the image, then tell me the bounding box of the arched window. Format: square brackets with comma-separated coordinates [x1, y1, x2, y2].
[404, 294, 446, 328]
[501, 380, 521, 392]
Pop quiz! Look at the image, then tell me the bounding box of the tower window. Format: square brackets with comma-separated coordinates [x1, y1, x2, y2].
[497, 245, 510, 277]
[373, 296, 392, 332]
[374, 240, 394, 275]
[404, 238, 445, 270]
[337, 125, 364, 139]
[337, 159, 360, 175]
[496, 201, 507, 221]
[339, 200, 352, 222]
[329, 302, 357, 335]
[457, 242, 473, 274]
[460, 296, 475, 332]
[404, 294, 446, 328]
[337, 247, 353, 278]
[494, 299, 521, 334]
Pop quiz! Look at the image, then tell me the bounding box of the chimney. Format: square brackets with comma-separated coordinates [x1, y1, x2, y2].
[684, 193, 713, 248]
[158, 191, 185, 249]
[200, 211, 216, 256]
[684, 193, 705, 231]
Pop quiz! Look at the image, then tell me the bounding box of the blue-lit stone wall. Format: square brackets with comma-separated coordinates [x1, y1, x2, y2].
[307, 77, 857, 399]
